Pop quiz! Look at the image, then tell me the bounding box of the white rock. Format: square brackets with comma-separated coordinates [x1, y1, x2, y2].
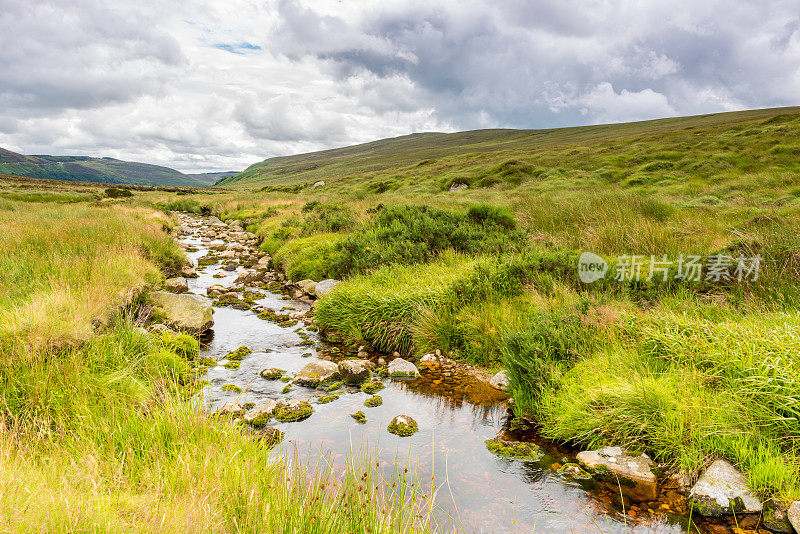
[244, 400, 278, 424]
[688, 459, 762, 516]
[788, 501, 800, 532]
[576, 446, 658, 502]
[489, 370, 509, 391]
[295, 360, 340, 386]
[388, 358, 419, 378]
[314, 279, 341, 298]
[312, 180, 325, 188]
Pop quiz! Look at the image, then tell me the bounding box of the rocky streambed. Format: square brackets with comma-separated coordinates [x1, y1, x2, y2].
[146, 213, 793, 534]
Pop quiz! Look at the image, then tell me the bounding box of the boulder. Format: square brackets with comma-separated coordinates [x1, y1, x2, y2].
[296, 279, 317, 296]
[164, 276, 189, 294]
[312, 180, 325, 188]
[449, 182, 468, 192]
[388, 358, 419, 378]
[489, 370, 509, 392]
[235, 270, 263, 284]
[273, 400, 313, 422]
[338, 359, 374, 385]
[243, 400, 278, 427]
[576, 446, 658, 502]
[181, 265, 198, 278]
[295, 360, 340, 386]
[206, 284, 226, 297]
[688, 459, 762, 516]
[419, 353, 437, 364]
[388, 415, 418, 437]
[149, 291, 213, 334]
[314, 279, 341, 298]
[789, 501, 800, 533]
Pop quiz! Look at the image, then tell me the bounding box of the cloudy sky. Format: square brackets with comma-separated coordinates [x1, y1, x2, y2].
[1, 0, 798, 172]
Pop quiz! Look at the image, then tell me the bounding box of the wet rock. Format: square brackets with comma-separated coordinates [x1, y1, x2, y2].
[149, 291, 213, 334]
[206, 284, 226, 297]
[222, 384, 242, 393]
[489, 370, 509, 392]
[257, 426, 284, 445]
[223, 361, 240, 369]
[351, 411, 367, 423]
[259, 368, 284, 380]
[576, 446, 658, 502]
[688, 459, 762, 516]
[180, 266, 197, 279]
[314, 279, 341, 298]
[388, 358, 419, 378]
[364, 395, 383, 408]
[235, 270, 262, 284]
[338, 359, 374, 385]
[164, 276, 189, 294]
[197, 356, 217, 367]
[788, 501, 800, 533]
[224, 345, 252, 361]
[295, 360, 340, 386]
[485, 438, 545, 461]
[360, 379, 385, 394]
[244, 400, 278, 428]
[558, 463, 593, 480]
[762, 502, 793, 533]
[215, 401, 244, 419]
[273, 400, 313, 422]
[419, 353, 437, 365]
[224, 262, 237, 271]
[387, 415, 418, 437]
[296, 279, 317, 296]
[317, 393, 340, 404]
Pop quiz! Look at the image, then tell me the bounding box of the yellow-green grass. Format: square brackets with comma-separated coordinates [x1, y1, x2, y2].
[0, 202, 182, 349]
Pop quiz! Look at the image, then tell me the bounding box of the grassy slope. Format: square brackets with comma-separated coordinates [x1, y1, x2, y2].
[197, 106, 800, 504]
[220, 106, 800, 188]
[0, 147, 210, 187]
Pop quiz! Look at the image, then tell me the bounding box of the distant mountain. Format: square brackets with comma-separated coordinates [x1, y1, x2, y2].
[184, 171, 240, 186]
[0, 147, 220, 187]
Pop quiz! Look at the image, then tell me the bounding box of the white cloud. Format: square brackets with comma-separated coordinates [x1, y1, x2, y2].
[0, 0, 798, 172]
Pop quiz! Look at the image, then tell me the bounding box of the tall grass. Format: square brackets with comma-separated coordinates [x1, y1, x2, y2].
[0, 203, 182, 348]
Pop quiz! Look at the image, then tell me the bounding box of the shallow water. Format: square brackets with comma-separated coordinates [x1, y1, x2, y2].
[179, 221, 691, 534]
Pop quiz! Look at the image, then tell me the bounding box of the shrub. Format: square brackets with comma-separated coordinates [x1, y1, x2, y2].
[104, 187, 133, 198]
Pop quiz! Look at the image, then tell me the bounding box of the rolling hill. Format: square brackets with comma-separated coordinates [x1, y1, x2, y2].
[0, 148, 219, 187]
[219, 106, 800, 190]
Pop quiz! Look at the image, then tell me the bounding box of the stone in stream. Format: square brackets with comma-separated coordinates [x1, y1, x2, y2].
[273, 400, 313, 422]
[164, 276, 188, 294]
[387, 415, 418, 437]
[789, 501, 800, 533]
[215, 401, 245, 419]
[351, 411, 367, 424]
[489, 370, 509, 392]
[256, 426, 284, 446]
[206, 285, 225, 297]
[364, 395, 382, 408]
[235, 270, 263, 284]
[296, 279, 317, 296]
[224, 262, 237, 271]
[244, 400, 278, 428]
[224, 345, 252, 361]
[360, 379, 385, 394]
[388, 358, 419, 378]
[295, 360, 339, 386]
[761, 502, 793, 533]
[149, 291, 214, 334]
[485, 438, 546, 461]
[259, 368, 285, 380]
[576, 446, 658, 502]
[687, 459, 762, 516]
[314, 279, 340, 298]
[338, 359, 374, 385]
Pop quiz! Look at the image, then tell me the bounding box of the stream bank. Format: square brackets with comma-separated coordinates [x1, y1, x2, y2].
[150, 212, 771, 534]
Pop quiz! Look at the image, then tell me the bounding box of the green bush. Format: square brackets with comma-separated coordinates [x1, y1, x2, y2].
[104, 187, 133, 198]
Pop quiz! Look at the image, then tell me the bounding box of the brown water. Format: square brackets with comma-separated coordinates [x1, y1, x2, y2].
[180, 219, 697, 534]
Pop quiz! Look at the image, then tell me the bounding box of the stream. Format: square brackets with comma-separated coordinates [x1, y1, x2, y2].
[176, 214, 704, 534]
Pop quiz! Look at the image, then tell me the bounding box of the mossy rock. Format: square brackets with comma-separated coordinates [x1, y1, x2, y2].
[280, 376, 292, 383]
[259, 368, 285, 380]
[364, 395, 383, 408]
[387, 415, 417, 437]
[557, 463, 594, 481]
[274, 400, 313, 422]
[242, 402, 255, 410]
[257, 427, 284, 446]
[225, 346, 252, 361]
[321, 381, 343, 392]
[223, 361, 241, 370]
[361, 379, 385, 394]
[317, 393, 340, 404]
[222, 384, 242, 393]
[485, 438, 545, 461]
[298, 340, 315, 347]
[197, 356, 217, 367]
[351, 411, 367, 424]
[281, 384, 292, 394]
